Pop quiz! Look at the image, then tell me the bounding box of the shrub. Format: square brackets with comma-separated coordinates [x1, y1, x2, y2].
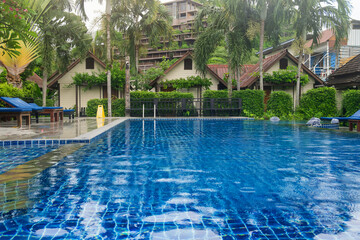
[86, 98, 125, 117]
[0, 83, 24, 98]
[342, 90, 360, 117]
[203, 90, 264, 117]
[34, 99, 54, 107]
[233, 90, 264, 117]
[297, 87, 337, 119]
[267, 91, 293, 118]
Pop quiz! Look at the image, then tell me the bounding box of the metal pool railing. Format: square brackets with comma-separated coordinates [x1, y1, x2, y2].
[130, 98, 242, 117]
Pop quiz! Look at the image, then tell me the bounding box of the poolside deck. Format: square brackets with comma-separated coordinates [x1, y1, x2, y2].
[0, 117, 127, 140]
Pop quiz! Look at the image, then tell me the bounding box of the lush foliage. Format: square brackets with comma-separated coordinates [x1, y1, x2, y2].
[342, 90, 360, 117]
[0, 0, 35, 57]
[267, 91, 293, 118]
[132, 57, 178, 90]
[0, 80, 53, 106]
[86, 98, 125, 117]
[203, 90, 265, 117]
[161, 76, 212, 90]
[297, 87, 337, 119]
[261, 66, 309, 85]
[72, 64, 125, 90]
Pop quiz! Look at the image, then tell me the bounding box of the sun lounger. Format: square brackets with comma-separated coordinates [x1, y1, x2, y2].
[0, 108, 32, 127]
[0, 97, 63, 123]
[321, 110, 360, 131]
[28, 103, 72, 121]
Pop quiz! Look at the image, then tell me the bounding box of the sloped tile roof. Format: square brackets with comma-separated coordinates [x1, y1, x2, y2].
[305, 29, 335, 48]
[47, 51, 106, 88]
[27, 73, 43, 88]
[239, 50, 323, 88]
[327, 54, 360, 86]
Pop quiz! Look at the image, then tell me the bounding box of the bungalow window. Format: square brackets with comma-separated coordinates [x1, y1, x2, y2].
[184, 59, 192, 70]
[86, 57, 95, 69]
[279, 58, 288, 70]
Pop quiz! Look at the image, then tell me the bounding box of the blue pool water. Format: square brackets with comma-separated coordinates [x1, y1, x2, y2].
[1, 120, 360, 239]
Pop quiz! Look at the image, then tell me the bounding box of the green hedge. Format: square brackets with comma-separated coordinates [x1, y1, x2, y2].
[203, 90, 264, 117]
[342, 90, 360, 116]
[267, 91, 293, 118]
[86, 98, 125, 117]
[297, 87, 337, 119]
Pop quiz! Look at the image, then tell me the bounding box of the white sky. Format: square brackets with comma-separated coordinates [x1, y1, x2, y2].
[83, 0, 360, 33]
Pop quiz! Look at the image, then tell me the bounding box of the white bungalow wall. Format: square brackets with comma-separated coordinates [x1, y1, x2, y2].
[57, 60, 105, 109]
[158, 58, 219, 98]
[264, 56, 317, 100]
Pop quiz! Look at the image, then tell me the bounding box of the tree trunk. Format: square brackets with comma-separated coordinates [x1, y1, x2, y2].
[135, 44, 139, 73]
[228, 66, 233, 98]
[236, 66, 240, 91]
[259, 19, 265, 91]
[6, 72, 22, 89]
[129, 34, 137, 76]
[125, 56, 131, 117]
[42, 71, 48, 107]
[106, 0, 112, 117]
[295, 30, 307, 109]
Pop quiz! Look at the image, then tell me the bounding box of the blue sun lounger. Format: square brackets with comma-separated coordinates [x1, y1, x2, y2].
[0, 97, 65, 122]
[0, 107, 32, 127]
[321, 110, 360, 131]
[28, 103, 74, 120]
[321, 110, 360, 122]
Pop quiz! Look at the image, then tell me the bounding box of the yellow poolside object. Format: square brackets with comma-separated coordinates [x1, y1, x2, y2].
[96, 105, 105, 118]
[97, 117, 105, 128]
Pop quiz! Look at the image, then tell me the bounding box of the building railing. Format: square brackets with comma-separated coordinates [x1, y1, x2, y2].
[130, 98, 242, 117]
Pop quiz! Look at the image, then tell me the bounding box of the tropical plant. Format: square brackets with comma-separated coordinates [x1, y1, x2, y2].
[161, 76, 213, 90]
[36, 1, 91, 106]
[0, 0, 36, 57]
[289, 0, 350, 108]
[194, 0, 254, 96]
[0, 40, 39, 88]
[111, 0, 172, 75]
[255, 0, 289, 90]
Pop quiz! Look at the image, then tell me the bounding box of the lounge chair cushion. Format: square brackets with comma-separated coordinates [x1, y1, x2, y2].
[0, 107, 32, 112]
[28, 103, 62, 110]
[1, 97, 42, 111]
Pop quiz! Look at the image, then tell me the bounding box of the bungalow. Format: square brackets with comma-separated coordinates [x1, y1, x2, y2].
[239, 50, 324, 102]
[47, 51, 122, 115]
[149, 52, 227, 98]
[327, 53, 360, 90]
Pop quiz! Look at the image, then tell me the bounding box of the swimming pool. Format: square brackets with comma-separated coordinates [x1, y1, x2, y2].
[1, 119, 360, 239]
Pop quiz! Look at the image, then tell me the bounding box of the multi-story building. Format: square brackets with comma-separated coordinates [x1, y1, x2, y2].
[138, 0, 202, 71]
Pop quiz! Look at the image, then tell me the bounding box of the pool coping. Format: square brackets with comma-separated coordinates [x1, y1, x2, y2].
[0, 117, 254, 147]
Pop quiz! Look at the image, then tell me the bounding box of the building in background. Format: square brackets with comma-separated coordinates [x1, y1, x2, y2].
[138, 0, 202, 71]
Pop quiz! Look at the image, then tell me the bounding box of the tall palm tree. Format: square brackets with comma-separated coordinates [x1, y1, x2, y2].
[289, 0, 350, 108]
[111, 0, 172, 75]
[256, 0, 289, 91]
[38, 1, 91, 106]
[194, 0, 254, 97]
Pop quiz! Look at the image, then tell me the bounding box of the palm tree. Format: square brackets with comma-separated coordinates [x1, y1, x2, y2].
[194, 0, 254, 97]
[256, 0, 289, 91]
[111, 0, 172, 75]
[289, 0, 350, 108]
[37, 1, 91, 106]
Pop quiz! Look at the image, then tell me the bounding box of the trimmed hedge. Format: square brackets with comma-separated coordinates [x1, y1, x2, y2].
[297, 87, 337, 119]
[86, 98, 125, 117]
[267, 91, 293, 118]
[342, 90, 360, 117]
[203, 90, 265, 117]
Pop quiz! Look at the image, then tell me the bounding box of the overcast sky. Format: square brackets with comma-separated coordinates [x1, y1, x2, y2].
[83, 0, 360, 33]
